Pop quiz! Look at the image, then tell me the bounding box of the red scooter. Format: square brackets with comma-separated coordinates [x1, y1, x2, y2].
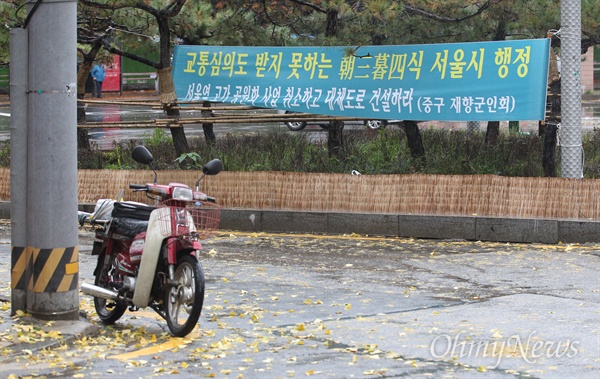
[79, 146, 223, 337]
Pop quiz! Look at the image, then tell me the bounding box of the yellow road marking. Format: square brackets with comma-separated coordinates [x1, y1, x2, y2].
[108, 337, 193, 361]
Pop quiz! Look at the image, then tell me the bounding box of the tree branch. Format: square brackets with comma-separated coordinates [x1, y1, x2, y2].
[161, 0, 187, 18]
[101, 39, 158, 69]
[287, 0, 325, 14]
[403, 0, 507, 23]
[79, 0, 160, 17]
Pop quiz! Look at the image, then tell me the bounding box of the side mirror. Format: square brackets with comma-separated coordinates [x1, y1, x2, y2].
[131, 146, 153, 165]
[203, 159, 223, 176]
[195, 159, 223, 191]
[132, 146, 158, 183]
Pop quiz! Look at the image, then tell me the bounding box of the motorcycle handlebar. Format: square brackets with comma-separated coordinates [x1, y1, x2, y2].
[129, 184, 147, 191]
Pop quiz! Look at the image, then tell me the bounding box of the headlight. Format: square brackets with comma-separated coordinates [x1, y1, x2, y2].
[172, 186, 193, 201]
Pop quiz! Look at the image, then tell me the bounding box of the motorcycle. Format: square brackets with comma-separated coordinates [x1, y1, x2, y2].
[79, 145, 223, 337]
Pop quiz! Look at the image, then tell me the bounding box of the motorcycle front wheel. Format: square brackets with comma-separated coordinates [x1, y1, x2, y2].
[94, 253, 127, 324]
[165, 254, 205, 337]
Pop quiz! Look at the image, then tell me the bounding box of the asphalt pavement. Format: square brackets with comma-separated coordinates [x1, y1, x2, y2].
[0, 223, 598, 378]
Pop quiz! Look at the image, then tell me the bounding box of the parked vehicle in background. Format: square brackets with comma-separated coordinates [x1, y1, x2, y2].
[278, 110, 402, 131]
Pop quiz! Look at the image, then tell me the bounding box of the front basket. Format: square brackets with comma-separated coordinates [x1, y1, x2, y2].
[158, 199, 222, 239]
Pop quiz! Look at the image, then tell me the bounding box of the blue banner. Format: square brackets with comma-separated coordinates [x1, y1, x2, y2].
[172, 39, 550, 121]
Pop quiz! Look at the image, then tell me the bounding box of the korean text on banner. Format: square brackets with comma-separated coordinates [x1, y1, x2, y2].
[172, 39, 550, 122]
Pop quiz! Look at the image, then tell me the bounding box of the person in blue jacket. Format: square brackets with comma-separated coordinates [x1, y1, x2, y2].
[91, 64, 106, 98]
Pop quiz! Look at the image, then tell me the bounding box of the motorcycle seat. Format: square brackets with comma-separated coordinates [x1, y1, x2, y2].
[111, 217, 149, 238]
[112, 201, 156, 221]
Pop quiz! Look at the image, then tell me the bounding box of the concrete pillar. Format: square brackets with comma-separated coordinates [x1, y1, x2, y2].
[10, 28, 29, 315]
[26, 0, 79, 320]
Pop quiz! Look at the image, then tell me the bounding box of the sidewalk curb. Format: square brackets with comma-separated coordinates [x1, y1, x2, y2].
[0, 301, 99, 357]
[218, 208, 600, 244]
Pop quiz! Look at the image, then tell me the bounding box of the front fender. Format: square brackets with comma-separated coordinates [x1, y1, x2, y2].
[166, 238, 202, 264]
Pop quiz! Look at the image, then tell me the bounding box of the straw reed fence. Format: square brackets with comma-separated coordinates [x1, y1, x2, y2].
[1, 167, 599, 220]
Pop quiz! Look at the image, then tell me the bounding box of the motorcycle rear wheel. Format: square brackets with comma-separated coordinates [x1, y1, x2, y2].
[94, 254, 127, 324]
[165, 254, 205, 337]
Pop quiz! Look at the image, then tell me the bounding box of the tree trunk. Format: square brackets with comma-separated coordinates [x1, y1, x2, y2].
[76, 63, 93, 150]
[325, 8, 338, 37]
[372, 33, 386, 45]
[169, 125, 189, 156]
[158, 67, 189, 158]
[483, 21, 506, 146]
[327, 120, 344, 157]
[403, 121, 425, 159]
[542, 122, 558, 177]
[541, 79, 561, 136]
[485, 121, 500, 145]
[538, 120, 546, 136]
[77, 131, 90, 150]
[202, 101, 216, 144]
[77, 93, 86, 124]
[76, 40, 104, 151]
[76, 90, 90, 150]
[77, 128, 90, 150]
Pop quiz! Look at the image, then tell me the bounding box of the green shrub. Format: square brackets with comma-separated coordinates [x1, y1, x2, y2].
[7, 127, 600, 178]
[0, 143, 10, 167]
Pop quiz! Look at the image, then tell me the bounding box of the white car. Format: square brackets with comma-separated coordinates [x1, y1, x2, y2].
[278, 110, 402, 131]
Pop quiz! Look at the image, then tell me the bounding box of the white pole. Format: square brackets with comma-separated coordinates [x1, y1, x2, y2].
[560, 0, 583, 178]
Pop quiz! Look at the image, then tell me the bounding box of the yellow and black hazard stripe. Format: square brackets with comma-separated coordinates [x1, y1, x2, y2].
[11, 245, 28, 291]
[29, 246, 79, 293]
[11, 246, 79, 293]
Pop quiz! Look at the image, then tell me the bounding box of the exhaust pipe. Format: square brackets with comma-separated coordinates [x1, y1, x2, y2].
[80, 282, 120, 301]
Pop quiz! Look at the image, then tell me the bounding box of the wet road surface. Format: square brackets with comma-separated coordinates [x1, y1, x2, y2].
[0, 228, 598, 378]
